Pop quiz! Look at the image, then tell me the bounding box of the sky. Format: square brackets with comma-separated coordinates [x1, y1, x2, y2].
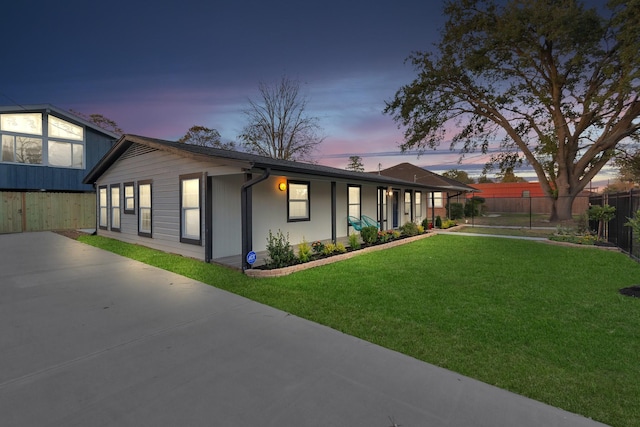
[0, 0, 618, 186]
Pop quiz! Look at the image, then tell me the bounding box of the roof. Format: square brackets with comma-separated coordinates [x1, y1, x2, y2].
[377, 163, 478, 193]
[83, 135, 454, 191]
[0, 104, 120, 139]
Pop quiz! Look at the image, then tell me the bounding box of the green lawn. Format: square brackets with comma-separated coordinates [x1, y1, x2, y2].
[79, 234, 640, 427]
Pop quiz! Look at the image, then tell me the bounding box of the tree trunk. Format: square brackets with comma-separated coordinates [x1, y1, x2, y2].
[549, 194, 575, 222]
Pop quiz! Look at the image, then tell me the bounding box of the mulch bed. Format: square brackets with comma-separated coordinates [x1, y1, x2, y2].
[619, 285, 640, 298]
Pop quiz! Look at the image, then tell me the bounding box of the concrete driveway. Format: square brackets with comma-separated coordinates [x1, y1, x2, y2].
[0, 232, 607, 426]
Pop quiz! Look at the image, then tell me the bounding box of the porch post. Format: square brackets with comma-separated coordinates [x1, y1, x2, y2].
[331, 181, 337, 243]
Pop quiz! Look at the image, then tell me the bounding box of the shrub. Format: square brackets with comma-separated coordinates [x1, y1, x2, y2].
[435, 216, 442, 228]
[335, 242, 347, 253]
[348, 232, 361, 250]
[417, 225, 425, 234]
[548, 234, 596, 245]
[447, 202, 464, 220]
[391, 230, 401, 239]
[441, 218, 457, 229]
[377, 230, 392, 243]
[400, 221, 419, 236]
[311, 241, 325, 254]
[266, 229, 296, 268]
[576, 212, 589, 235]
[464, 196, 485, 217]
[361, 226, 378, 245]
[297, 239, 313, 263]
[323, 243, 337, 256]
[421, 218, 430, 229]
[625, 209, 640, 243]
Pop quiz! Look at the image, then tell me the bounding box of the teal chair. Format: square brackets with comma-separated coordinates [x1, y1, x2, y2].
[361, 214, 380, 229]
[348, 216, 364, 231]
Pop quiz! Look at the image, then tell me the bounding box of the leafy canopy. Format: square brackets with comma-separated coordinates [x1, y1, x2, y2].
[178, 125, 236, 150]
[385, 0, 640, 219]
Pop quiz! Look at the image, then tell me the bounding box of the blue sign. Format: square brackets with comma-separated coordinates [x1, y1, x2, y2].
[246, 251, 257, 265]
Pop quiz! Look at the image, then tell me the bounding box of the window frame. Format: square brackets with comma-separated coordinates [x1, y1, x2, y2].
[0, 112, 85, 169]
[98, 185, 108, 230]
[404, 190, 413, 218]
[348, 184, 361, 231]
[138, 180, 152, 238]
[110, 184, 121, 232]
[179, 173, 202, 245]
[123, 182, 135, 214]
[415, 191, 422, 223]
[287, 180, 310, 222]
[428, 191, 444, 208]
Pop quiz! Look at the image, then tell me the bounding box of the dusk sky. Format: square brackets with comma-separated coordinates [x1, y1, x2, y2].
[0, 0, 617, 185]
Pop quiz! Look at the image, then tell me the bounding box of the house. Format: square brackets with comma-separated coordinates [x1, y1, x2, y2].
[83, 135, 452, 270]
[0, 105, 119, 233]
[377, 163, 477, 222]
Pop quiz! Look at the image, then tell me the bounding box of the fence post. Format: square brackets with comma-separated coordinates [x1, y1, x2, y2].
[630, 189, 634, 256]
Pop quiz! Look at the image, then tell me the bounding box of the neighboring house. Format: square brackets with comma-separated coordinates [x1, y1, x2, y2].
[377, 163, 477, 223]
[468, 182, 590, 214]
[83, 135, 452, 270]
[0, 105, 119, 233]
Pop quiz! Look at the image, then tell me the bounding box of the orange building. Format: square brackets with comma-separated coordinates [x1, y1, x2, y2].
[469, 182, 547, 198]
[467, 182, 590, 214]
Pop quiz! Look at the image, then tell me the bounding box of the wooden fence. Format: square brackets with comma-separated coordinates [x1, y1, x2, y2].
[0, 191, 96, 233]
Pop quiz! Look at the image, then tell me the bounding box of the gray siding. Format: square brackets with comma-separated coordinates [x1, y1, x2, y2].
[211, 175, 243, 258]
[93, 142, 429, 264]
[96, 145, 243, 261]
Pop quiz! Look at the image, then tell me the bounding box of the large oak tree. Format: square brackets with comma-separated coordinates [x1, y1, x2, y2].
[385, 0, 640, 220]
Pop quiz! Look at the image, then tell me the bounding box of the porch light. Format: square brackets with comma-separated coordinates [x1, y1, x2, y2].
[387, 187, 393, 196]
[278, 182, 287, 192]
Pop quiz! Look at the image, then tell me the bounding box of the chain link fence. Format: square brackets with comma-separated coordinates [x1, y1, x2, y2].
[461, 195, 590, 228]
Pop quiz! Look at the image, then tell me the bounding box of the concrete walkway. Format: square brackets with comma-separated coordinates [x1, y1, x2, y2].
[0, 232, 608, 426]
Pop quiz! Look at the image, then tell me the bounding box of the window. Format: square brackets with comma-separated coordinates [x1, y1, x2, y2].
[288, 181, 310, 221]
[404, 191, 412, 216]
[522, 190, 530, 198]
[0, 112, 84, 168]
[110, 184, 121, 232]
[348, 184, 361, 217]
[180, 174, 202, 245]
[428, 192, 443, 208]
[48, 140, 83, 168]
[98, 186, 108, 230]
[2, 134, 42, 164]
[415, 192, 422, 223]
[124, 182, 135, 213]
[138, 180, 152, 237]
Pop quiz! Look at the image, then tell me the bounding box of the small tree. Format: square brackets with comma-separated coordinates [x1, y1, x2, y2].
[442, 169, 474, 184]
[588, 205, 616, 240]
[69, 110, 123, 135]
[179, 125, 235, 150]
[346, 155, 365, 172]
[625, 210, 640, 243]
